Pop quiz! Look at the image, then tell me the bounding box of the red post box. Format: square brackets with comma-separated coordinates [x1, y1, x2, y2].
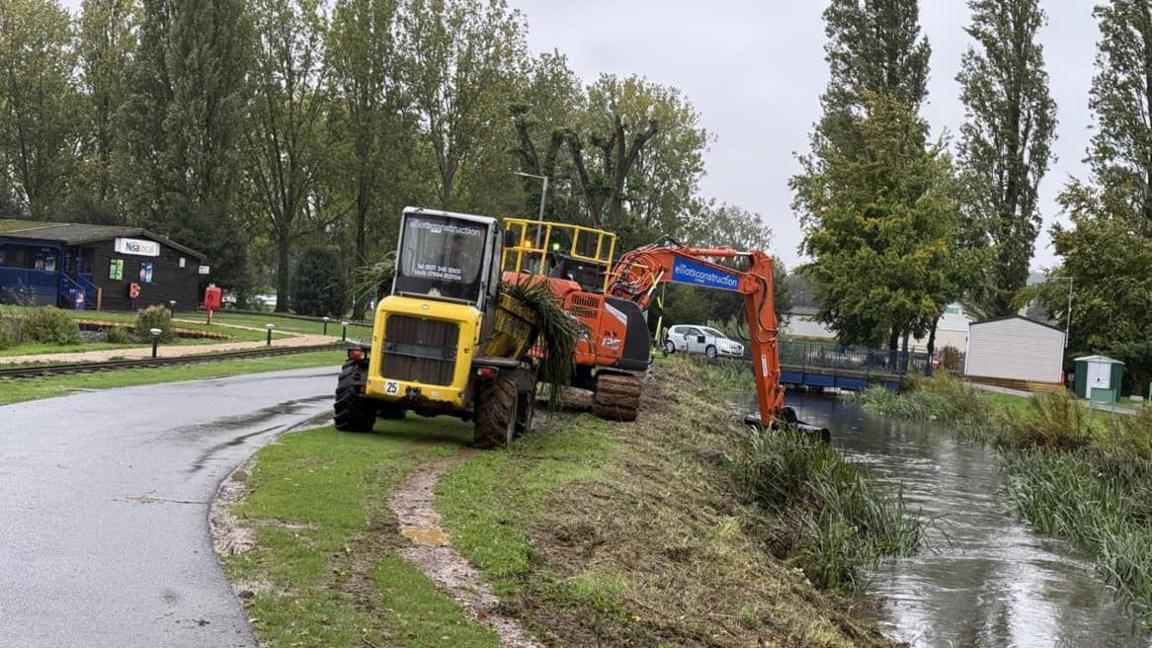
[204, 284, 223, 324]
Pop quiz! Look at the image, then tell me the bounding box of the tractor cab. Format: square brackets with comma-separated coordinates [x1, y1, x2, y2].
[393, 208, 502, 309]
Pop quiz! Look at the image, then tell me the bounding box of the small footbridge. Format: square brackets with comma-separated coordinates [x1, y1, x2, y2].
[777, 341, 932, 391]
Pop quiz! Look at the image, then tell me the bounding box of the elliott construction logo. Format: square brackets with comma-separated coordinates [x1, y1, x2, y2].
[670, 257, 740, 292]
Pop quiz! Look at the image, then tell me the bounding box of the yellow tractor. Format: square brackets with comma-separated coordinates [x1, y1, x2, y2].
[335, 207, 541, 447]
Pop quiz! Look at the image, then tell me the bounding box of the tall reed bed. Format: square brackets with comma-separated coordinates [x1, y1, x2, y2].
[730, 427, 923, 592]
[868, 374, 1152, 622]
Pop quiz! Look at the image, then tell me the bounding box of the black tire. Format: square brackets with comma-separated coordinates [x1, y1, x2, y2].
[515, 388, 536, 437]
[592, 373, 641, 422]
[705, 345, 718, 359]
[664, 340, 676, 355]
[473, 373, 519, 448]
[334, 362, 375, 432]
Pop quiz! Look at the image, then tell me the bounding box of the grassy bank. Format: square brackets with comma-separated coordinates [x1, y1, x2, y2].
[223, 357, 912, 647]
[0, 349, 343, 405]
[863, 375, 1152, 622]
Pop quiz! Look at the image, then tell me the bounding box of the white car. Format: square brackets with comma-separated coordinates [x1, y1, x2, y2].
[663, 325, 745, 359]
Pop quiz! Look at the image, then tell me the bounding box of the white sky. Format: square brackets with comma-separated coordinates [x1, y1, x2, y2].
[61, 0, 1097, 270]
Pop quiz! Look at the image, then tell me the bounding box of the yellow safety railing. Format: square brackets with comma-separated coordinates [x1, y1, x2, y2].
[501, 218, 617, 292]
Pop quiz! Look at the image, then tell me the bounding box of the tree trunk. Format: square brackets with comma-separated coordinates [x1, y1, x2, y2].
[351, 189, 369, 321]
[888, 326, 900, 371]
[275, 232, 291, 313]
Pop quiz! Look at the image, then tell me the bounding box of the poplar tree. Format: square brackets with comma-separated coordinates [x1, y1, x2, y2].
[792, 0, 960, 351]
[76, 0, 139, 219]
[1036, 0, 1152, 389]
[0, 0, 79, 220]
[116, 0, 252, 291]
[957, 0, 1057, 318]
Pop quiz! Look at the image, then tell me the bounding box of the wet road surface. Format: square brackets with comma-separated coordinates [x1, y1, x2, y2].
[0, 367, 337, 648]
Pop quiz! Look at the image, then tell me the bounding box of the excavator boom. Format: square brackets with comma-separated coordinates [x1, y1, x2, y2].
[610, 241, 785, 425]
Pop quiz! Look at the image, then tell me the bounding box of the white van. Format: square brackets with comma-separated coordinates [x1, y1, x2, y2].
[663, 325, 745, 359]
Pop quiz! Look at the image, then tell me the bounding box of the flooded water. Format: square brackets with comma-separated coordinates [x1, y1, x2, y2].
[780, 393, 1152, 648]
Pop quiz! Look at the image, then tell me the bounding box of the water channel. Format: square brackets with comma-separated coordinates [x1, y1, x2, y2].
[779, 393, 1152, 648]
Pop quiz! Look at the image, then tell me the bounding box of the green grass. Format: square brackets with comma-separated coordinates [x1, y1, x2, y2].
[0, 305, 296, 356]
[0, 349, 344, 405]
[436, 417, 620, 589]
[203, 311, 375, 339]
[225, 422, 501, 648]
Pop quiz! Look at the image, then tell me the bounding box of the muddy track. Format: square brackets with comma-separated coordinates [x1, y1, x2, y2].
[389, 450, 542, 648]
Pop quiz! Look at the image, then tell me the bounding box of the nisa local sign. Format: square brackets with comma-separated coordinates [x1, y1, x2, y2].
[114, 237, 161, 257]
[670, 257, 740, 292]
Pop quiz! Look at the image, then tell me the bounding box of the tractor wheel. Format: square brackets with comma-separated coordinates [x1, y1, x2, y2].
[592, 373, 641, 422]
[334, 362, 375, 432]
[515, 387, 536, 437]
[473, 372, 519, 448]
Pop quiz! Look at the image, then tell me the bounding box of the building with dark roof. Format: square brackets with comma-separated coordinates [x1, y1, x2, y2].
[0, 219, 208, 311]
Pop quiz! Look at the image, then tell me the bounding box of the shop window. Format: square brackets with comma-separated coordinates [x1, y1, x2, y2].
[139, 261, 154, 284]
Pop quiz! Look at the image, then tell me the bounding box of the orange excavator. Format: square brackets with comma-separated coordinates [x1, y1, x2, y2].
[502, 219, 799, 429]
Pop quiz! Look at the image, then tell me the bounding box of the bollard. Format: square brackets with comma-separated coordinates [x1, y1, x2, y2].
[266, 323, 275, 346]
[341, 321, 349, 342]
[322, 316, 330, 336]
[149, 328, 162, 358]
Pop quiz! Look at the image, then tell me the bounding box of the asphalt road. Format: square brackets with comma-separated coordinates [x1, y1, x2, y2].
[0, 367, 338, 648]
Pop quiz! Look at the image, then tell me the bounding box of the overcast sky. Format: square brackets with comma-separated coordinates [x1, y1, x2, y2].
[60, 0, 1096, 270]
[510, 0, 1098, 271]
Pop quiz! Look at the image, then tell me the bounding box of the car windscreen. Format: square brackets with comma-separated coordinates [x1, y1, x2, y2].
[394, 213, 488, 303]
[701, 327, 729, 339]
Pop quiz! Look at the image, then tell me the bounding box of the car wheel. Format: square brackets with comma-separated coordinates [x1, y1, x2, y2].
[664, 339, 676, 355]
[705, 345, 718, 359]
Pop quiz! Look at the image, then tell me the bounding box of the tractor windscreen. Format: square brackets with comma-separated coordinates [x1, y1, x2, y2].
[395, 213, 489, 303]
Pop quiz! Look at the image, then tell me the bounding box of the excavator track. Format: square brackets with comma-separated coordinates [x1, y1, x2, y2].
[592, 373, 642, 422]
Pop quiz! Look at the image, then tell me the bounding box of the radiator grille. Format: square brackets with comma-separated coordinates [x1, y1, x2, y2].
[381, 315, 458, 386]
[567, 292, 602, 321]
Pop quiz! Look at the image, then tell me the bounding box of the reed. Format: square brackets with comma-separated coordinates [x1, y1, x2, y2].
[730, 427, 923, 591]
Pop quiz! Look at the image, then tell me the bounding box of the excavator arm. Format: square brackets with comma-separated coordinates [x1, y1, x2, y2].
[609, 241, 785, 426]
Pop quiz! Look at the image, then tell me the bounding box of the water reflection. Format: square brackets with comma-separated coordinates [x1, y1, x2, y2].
[783, 393, 1152, 648]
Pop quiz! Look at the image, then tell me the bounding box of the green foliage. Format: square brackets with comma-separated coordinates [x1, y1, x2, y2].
[291, 246, 347, 317]
[502, 279, 583, 407]
[134, 304, 175, 343]
[821, 0, 931, 115]
[117, 0, 252, 291]
[956, 0, 1057, 319]
[793, 92, 962, 348]
[105, 326, 133, 344]
[730, 428, 922, 591]
[401, 0, 527, 211]
[1006, 389, 1092, 450]
[246, 0, 332, 311]
[21, 307, 82, 345]
[861, 373, 989, 425]
[0, 0, 79, 219]
[1034, 189, 1152, 393]
[327, 0, 412, 319]
[0, 316, 14, 350]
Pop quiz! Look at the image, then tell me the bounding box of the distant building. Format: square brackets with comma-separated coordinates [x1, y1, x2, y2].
[0, 220, 207, 311]
[965, 316, 1064, 385]
[782, 306, 836, 340]
[784, 302, 972, 353]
